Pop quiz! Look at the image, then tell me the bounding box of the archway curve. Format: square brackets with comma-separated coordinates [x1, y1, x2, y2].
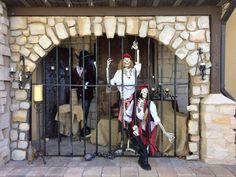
[9, 15, 211, 160]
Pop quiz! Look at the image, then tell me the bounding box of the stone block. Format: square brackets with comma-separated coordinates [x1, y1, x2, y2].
[188, 120, 199, 135]
[198, 16, 209, 29]
[189, 142, 198, 153]
[175, 47, 188, 60]
[77, 17, 91, 36]
[198, 43, 210, 53]
[29, 23, 45, 35]
[10, 17, 27, 30]
[185, 42, 195, 50]
[33, 44, 46, 57]
[48, 18, 55, 26]
[175, 23, 185, 30]
[15, 90, 27, 101]
[19, 102, 30, 110]
[176, 16, 187, 22]
[206, 31, 210, 42]
[46, 27, 60, 46]
[149, 20, 156, 28]
[104, 16, 116, 38]
[0, 44, 11, 56]
[39, 34, 52, 49]
[190, 135, 200, 142]
[117, 23, 125, 36]
[156, 16, 175, 24]
[16, 36, 27, 45]
[93, 23, 102, 36]
[192, 113, 199, 119]
[18, 140, 28, 149]
[10, 102, 20, 111]
[19, 123, 29, 131]
[147, 28, 157, 38]
[159, 25, 175, 45]
[69, 27, 77, 37]
[29, 52, 39, 62]
[0, 24, 8, 35]
[0, 66, 10, 81]
[93, 17, 103, 23]
[13, 110, 27, 122]
[186, 154, 199, 160]
[139, 20, 148, 38]
[0, 113, 10, 129]
[55, 22, 69, 40]
[126, 17, 139, 35]
[180, 30, 189, 40]
[0, 105, 5, 113]
[187, 105, 198, 112]
[186, 51, 198, 67]
[172, 37, 183, 49]
[0, 91, 7, 97]
[28, 36, 39, 44]
[19, 132, 25, 141]
[19, 46, 30, 57]
[190, 30, 206, 43]
[10, 129, 18, 141]
[12, 149, 26, 160]
[117, 17, 125, 23]
[10, 44, 20, 52]
[187, 17, 197, 31]
[28, 17, 47, 24]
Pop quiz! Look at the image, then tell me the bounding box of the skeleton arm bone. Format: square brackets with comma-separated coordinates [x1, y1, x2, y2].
[131, 41, 140, 64]
[149, 101, 175, 143]
[106, 58, 112, 84]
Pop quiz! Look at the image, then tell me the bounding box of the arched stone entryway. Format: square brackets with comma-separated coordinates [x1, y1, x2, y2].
[9, 15, 212, 160]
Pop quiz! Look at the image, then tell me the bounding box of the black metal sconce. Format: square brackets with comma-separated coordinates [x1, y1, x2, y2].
[195, 48, 206, 80]
[9, 55, 32, 89]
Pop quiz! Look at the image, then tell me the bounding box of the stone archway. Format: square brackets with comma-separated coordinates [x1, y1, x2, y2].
[9, 15, 211, 160]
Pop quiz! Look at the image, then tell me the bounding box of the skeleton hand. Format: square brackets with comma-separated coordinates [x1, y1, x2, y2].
[84, 82, 89, 89]
[106, 58, 112, 69]
[132, 125, 139, 136]
[137, 98, 144, 109]
[131, 41, 138, 51]
[164, 132, 175, 143]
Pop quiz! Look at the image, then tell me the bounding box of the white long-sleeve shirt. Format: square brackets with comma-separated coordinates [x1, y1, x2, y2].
[124, 100, 161, 131]
[110, 63, 141, 99]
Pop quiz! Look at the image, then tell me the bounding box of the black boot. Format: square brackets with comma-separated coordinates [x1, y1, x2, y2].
[132, 136, 151, 171]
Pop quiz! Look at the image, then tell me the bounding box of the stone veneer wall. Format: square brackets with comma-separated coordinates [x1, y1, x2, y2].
[201, 94, 236, 164]
[8, 15, 212, 161]
[0, 1, 11, 164]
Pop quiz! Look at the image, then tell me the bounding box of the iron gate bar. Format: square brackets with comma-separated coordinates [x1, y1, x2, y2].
[95, 37, 98, 155]
[160, 43, 164, 155]
[174, 55, 177, 156]
[121, 37, 124, 155]
[69, 45, 73, 156]
[108, 38, 112, 153]
[147, 37, 151, 153]
[82, 39, 87, 156]
[56, 47, 61, 156]
[43, 58, 46, 156]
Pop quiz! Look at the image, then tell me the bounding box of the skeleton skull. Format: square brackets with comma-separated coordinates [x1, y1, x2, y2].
[123, 57, 131, 68]
[140, 88, 148, 99]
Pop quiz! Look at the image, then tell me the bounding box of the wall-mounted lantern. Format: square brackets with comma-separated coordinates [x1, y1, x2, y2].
[195, 48, 206, 80]
[9, 55, 32, 89]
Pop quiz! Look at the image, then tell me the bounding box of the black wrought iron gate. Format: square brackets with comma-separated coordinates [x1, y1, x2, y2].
[32, 35, 189, 158]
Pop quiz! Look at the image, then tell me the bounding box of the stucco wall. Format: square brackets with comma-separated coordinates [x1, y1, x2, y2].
[225, 8, 236, 99]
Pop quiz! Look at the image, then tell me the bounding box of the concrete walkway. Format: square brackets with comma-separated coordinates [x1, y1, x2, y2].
[0, 156, 236, 177]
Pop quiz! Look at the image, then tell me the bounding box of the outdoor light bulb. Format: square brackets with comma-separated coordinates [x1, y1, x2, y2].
[68, 3, 71, 7]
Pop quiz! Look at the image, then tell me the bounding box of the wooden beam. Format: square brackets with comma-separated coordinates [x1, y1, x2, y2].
[20, 0, 31, 7]
[196, 0, 205, 6]
[173, 0, 183, 6]
[7, 6, 221, 16]
[210, 13, 221, 93]
[152, 0, 161, 6]
[217, 0, 229, 6]
[131, 0, 138, 7]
